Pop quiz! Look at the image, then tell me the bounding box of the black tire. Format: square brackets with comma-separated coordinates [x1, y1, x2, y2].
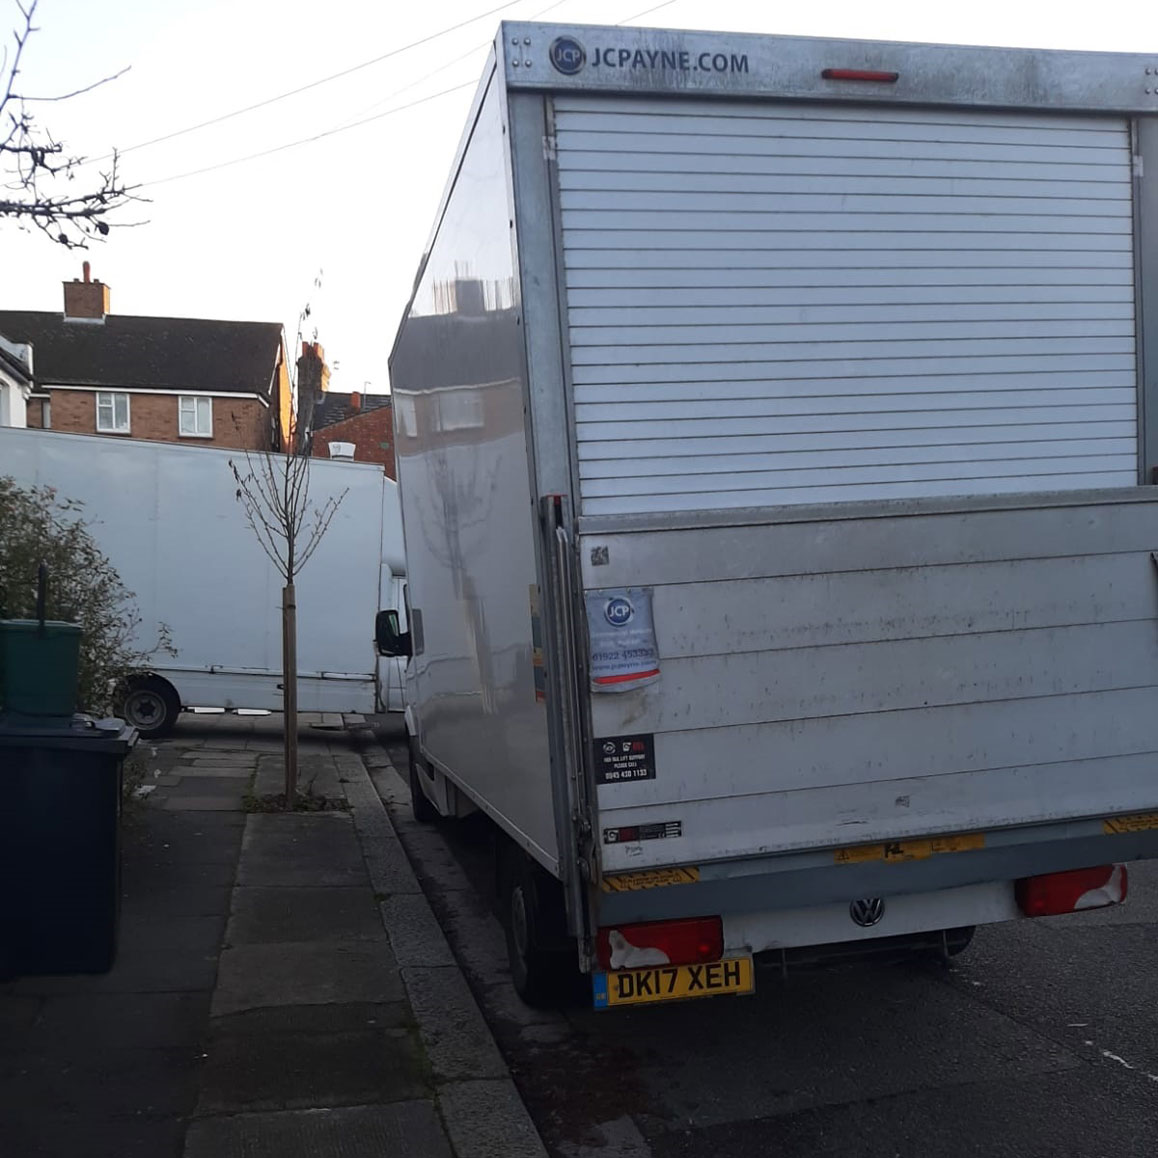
[943, 926, 975, 957]
[922, 926, 976, 965]
[120, 675, 181, 738]
[500, 845, 576, 1007]
[408, 737, 439, 824]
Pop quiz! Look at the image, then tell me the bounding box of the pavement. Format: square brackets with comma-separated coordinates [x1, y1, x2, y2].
[0, 711, 546, 1158]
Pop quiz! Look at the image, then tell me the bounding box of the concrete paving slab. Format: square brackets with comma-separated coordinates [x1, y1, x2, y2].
[18, 1118, 187, 1158]
[227, 887, 386, 945]
[0, 995, 41, 1055]
[162, 796, 245, 812]
[121, 858, 238, 892]
[197, 1024, 429, 1113]
[238, 813, 366, 888]
[253, 753, 344, 799]
[25, 992, 212, 1051]
[129, 826, 246, 866]
[440, 1079, 550, 1158]
[121, 885, 233, 923]
[189, 754, 258, 767]
[401, 966, 508, 1082]
[184, 1101, 453, 1158]
[244, 738, 284, 753]
[14, 943, 220, 996]
[213, 1001, 412, 1037]
[212, 940, 405, 1015]
[0, 1045, 199, 1118]
[164, 777, 250, 797]
[380, 895, 456, 968]
[118, 914, 226, 958]
[181, 766, 255, 779]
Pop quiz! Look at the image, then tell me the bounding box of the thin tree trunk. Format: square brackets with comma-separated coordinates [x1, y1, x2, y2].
[282, 581, 298, 805]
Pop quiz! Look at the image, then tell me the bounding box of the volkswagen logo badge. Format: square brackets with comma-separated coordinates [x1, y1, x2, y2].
[849, 897, 886, 927]
[549, 36, 586, 75]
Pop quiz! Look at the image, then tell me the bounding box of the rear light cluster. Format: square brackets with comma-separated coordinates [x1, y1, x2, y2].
[1016, 864, 1128, 917]
[596, 916, 723, 971]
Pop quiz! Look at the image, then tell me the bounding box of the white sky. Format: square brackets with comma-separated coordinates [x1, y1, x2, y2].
[2, 0, 1154, 395]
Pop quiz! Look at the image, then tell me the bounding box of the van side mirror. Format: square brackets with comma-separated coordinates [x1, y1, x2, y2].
[375, 609, 412, 658]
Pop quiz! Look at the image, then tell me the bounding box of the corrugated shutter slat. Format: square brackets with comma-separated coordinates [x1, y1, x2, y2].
[555, 96, 1139, 515]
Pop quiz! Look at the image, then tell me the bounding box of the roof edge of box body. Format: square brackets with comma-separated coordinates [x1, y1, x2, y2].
[499, 20, 1158, 114]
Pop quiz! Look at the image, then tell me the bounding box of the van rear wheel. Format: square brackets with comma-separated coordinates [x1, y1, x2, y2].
[499, 844, 578, 1007]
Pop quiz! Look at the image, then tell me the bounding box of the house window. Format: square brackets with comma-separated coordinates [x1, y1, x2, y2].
[436, 390, 483, 432]
[395, 395, 417, 438]
[179, 395, 213, 437]
[96, 391, 130, 433]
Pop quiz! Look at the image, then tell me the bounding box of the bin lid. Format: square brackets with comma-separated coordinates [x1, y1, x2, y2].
[0, 619, 83, 636]
[0, 713, 138, 753]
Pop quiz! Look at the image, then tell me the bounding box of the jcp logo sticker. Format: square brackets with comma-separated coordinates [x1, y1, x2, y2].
[604, 597, 634, 627]
[549, 36, 586, 75]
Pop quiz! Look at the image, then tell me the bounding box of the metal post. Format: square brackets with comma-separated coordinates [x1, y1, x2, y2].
[282, 582, 298, 805]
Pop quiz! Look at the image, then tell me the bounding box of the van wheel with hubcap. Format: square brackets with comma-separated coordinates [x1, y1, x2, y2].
[120, 675, 181, 738]
[407, 738, 439, 823]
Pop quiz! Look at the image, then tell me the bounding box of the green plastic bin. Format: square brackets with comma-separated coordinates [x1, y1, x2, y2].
[0, 619, 82, 719]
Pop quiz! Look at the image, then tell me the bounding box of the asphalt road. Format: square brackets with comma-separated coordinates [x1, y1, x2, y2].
[372, 724, 1158, 1158]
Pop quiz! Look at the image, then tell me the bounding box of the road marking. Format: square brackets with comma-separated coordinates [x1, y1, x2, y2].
[1081, 1040, 1158, 1083]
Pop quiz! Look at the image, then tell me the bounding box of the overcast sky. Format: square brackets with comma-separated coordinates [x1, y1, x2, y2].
[2, 0, 1153, 395]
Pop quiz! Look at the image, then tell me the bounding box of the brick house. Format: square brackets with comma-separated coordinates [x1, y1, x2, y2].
[0, 266, 291, 449]
[309, 390, 396, 477]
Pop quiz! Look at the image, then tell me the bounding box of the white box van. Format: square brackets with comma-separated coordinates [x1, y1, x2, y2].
[389, 21, 1158, 1008]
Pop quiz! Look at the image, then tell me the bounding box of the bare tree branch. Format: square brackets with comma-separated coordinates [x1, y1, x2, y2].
[229, 450, 347, 585]
[1, 0, 143, 247]
[13, 63, 130, 102]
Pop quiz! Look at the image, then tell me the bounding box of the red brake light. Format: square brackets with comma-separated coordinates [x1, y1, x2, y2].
[597, 916, 723, 970]
[1015, 864, 1128, 917]
[821, 68, 899, 83]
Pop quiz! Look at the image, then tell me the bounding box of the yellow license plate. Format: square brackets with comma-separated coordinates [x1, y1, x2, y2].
[593, 957, 754, 1009]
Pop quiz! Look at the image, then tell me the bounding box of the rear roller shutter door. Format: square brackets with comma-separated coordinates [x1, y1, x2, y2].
[554, 96, 1139, 515]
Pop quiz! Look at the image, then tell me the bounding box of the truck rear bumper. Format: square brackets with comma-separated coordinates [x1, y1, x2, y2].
[597, 815, 1158, 926]
[725, 880, 1016, 956]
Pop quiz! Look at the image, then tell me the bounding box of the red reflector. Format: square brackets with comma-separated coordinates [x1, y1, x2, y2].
[821, 68, 899, 83]
[597, 916, 723, 970]
[1015, 864, 1128, 917]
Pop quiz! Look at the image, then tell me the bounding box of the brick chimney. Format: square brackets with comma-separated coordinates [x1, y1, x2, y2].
[63, 261, 110, 321]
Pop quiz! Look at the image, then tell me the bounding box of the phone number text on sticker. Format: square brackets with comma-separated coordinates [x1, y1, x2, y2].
[593, 957, 754, 1008]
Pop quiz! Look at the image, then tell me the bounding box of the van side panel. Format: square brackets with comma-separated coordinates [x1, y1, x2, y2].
[389, 73, 558, 870]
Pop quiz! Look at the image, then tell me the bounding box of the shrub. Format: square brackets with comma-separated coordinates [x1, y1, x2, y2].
[0, 477, 169, 715]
